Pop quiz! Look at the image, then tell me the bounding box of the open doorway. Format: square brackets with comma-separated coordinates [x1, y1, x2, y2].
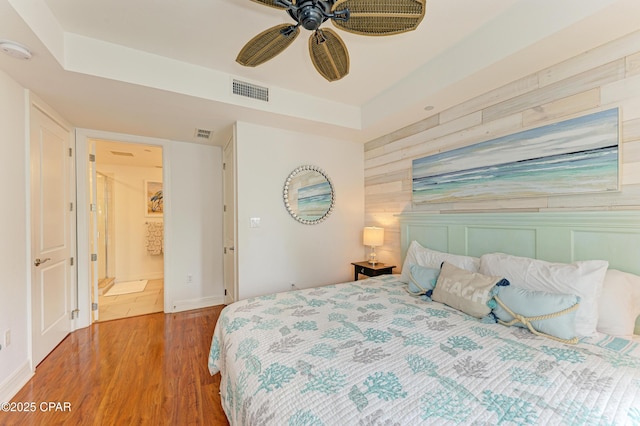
[91, 139, 164, 322]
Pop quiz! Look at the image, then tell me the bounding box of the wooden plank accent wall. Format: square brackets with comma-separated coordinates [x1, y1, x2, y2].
[364, 30, 640, 271]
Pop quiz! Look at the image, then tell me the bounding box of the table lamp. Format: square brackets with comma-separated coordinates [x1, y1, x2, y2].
[363, 227, 384, 265]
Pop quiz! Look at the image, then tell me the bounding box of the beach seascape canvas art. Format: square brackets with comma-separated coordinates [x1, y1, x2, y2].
[298, 181, 332, 220]
[412, 108, 620, 204]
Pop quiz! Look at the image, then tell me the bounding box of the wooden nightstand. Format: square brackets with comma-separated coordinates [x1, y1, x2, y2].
[351, 261, 396, 281]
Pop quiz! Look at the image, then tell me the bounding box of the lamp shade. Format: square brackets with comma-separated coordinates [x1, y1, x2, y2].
[363, 227, 384, 247]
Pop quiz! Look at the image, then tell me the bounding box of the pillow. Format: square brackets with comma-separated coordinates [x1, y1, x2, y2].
[432, 262, 508, 318]
[493, 285, 580, 344]
[400, 240, 480, 283]
[479, 253, 608, 337]
[406, 264, 439, 296]
[597, 269, 640, 338]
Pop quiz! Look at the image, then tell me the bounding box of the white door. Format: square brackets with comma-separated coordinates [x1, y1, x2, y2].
[30, 102, 73, 366]
[223, 137, 237, 304]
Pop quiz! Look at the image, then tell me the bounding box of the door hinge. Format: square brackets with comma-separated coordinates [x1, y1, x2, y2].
[223, 162, 226, 170]
[70, 202, 74, 212]
[70, 257, 74, 266]
[224, 247, 227, 254]
[92, 303, 98, 311]
[91, 253, 98, 262]
[69, 148, 73, 157]
[225, 289, 227, 296]
[89, 154, 96, 162]
[90, 203, 96, 212]
[71, 309, 79, 319]
[224, 205, 227, 212]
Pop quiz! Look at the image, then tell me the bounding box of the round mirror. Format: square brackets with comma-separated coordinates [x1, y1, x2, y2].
[283, 165, 335, 225]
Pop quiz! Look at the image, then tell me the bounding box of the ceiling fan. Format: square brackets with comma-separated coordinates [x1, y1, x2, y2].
[237, 0, 426, 82]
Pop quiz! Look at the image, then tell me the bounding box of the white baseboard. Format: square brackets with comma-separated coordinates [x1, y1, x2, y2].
[169, 295, 225, 313]
[0, 361, 33, 403]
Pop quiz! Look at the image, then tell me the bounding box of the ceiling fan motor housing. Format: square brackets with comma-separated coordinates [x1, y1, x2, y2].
[300, 6, 324, 30]
[288, 0, 334, 31]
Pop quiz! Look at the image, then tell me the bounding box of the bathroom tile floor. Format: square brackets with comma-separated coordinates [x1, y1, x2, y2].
[98, 278, 164, 322]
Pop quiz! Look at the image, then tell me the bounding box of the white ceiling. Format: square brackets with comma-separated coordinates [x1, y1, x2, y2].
[1, 0, 640, 146]
[95, 139, 163, 168]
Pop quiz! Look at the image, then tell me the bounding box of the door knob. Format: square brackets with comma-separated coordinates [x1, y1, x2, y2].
[34, 257, 51, 266]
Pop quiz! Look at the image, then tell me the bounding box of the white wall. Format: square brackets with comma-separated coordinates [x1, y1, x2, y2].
[235, 122, 365, 300]
[165, 141, 224, 311]
[95, 164, 164, 282]
[364, 29, 640, 270]
[0, 70, 31, 401]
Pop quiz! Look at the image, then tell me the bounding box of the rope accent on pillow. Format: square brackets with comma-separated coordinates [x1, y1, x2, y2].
[493, 296, 580, 344]
[406, 270, 430, 295]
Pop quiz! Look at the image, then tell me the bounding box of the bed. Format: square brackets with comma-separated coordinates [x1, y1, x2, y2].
[209, 211, 640, 425]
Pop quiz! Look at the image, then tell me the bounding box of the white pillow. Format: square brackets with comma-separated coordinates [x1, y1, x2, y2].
[399, 241, 480, 283]
[597, 269, 640, 338]
[479, 253, 608, 337]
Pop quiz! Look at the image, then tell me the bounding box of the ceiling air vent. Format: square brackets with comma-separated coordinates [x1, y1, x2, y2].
[194, 128, 213, 140]
[232, 79, 269, 102]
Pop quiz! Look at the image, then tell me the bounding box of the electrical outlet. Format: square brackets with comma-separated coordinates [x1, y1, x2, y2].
[187, 274, 193, 284]
[4, 330, 10, 347]
[290, 283, 298, 290]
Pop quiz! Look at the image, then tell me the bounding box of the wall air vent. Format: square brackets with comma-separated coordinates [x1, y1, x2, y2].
[194, 128, 213, 140]
[232, 79, 269, 102]
[110, 151, 134, 157]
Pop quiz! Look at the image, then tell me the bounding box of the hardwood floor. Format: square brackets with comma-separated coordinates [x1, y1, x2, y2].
[2, 307, 230, 426]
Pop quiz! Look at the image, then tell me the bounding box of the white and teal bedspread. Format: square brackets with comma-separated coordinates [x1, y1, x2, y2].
[208, 276, 640, 425]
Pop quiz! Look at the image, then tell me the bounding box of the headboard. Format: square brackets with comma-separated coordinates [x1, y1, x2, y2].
[398, 211, 640, 275]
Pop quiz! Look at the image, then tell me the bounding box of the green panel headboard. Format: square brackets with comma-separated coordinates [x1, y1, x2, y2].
[398, 211, 640, 275]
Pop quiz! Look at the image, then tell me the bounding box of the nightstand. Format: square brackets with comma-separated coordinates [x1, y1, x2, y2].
[351, 261, 396, 281]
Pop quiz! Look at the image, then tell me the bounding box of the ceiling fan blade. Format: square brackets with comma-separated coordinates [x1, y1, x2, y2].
[249, 0, 288, 10]
[331, 0, 426, 36]
[236, 24, 300, 67]
[308, 29, 349, 82]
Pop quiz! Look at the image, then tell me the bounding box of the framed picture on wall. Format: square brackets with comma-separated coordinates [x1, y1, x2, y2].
[145, 180, 163, 217]
[412, 107, 619, 204]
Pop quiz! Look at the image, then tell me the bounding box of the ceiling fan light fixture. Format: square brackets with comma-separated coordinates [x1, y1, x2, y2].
[238, 0, 426, 81]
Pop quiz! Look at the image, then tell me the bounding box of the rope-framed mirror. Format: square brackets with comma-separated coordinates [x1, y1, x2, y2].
[283, 165, 335, 225]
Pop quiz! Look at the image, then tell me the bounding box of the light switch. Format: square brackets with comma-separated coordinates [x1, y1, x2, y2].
[250, 217, 261, 228]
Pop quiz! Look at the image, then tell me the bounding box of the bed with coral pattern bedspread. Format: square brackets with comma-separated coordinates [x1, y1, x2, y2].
[208, 275, 640, 425]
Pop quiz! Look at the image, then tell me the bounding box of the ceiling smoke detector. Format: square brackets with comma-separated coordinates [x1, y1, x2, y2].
[0, 40, 32, 60]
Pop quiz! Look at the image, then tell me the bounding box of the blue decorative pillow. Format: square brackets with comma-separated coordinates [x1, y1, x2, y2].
[407, 264, 439, 297]
[493, 285, 581, 343]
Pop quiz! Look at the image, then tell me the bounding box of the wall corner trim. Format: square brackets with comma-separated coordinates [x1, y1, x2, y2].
[0, 360, 33, 403]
